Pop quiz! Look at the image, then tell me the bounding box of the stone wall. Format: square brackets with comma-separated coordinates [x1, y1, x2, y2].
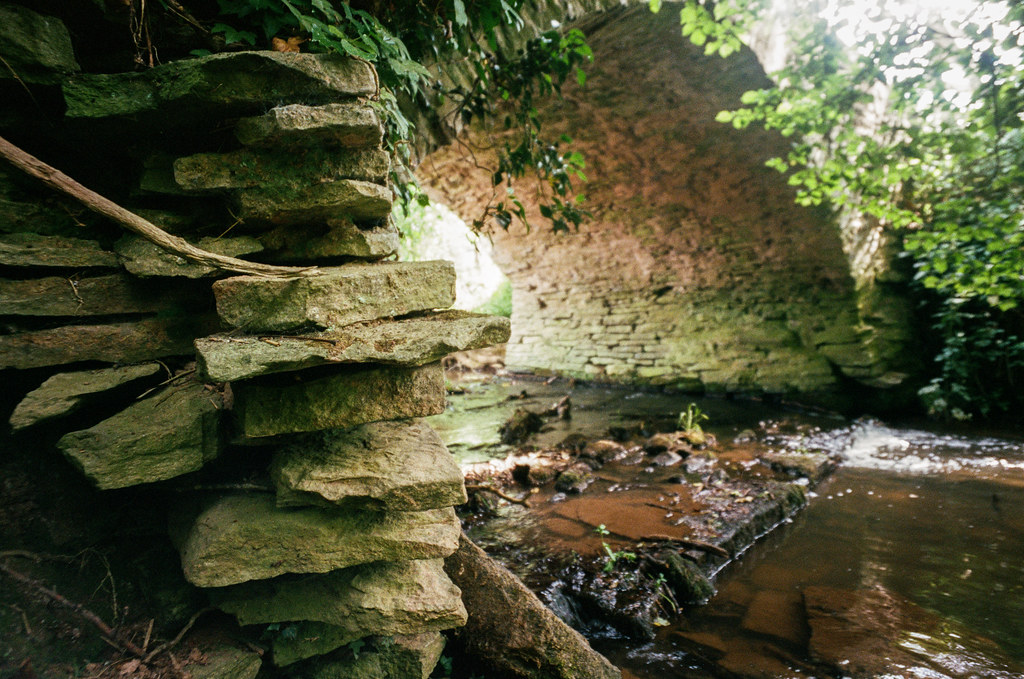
[0, 4, 508, 677]
[422, 4, 920, 408]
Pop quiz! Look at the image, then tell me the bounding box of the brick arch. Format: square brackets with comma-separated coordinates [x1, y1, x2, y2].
[421, 4, 918, 407]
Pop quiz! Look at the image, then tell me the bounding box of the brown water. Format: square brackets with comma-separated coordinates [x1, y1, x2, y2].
[431, 380, 1024, 678]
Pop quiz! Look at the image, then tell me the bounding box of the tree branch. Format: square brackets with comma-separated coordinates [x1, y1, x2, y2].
[0, 135, 319, 279]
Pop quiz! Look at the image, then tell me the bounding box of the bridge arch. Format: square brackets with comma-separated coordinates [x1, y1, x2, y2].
[420, 3, 918, 408]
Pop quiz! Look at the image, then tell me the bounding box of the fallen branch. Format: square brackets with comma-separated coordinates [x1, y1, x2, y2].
[0, 560, 146, 657]
[143, 606, 215, 664]
[465, 484, 531, 508]
[640, 534, 730, 558]
[0, 135, 318, 279]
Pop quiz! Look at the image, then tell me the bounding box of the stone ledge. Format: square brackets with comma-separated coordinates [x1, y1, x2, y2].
[271, 419, 467, 511]
[233, 363, 446, 438]
[173, 494, 460, 587]
[196, 310, 509, 382]
[212, 261, 456, 333]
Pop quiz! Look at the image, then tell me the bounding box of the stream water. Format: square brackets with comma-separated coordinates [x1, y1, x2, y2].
[429, 378, 1024, 679]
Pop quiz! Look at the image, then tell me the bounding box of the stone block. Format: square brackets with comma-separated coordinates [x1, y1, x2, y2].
[235, 103, 383, 148]
[10, 363, 161, 431]
[115, 235, 263, 278]
[0, 233, 117, 268]
[170, 148, 390, 193]
[195, 310, 509, 382]
[288, 632, 445, 676]
[212, 261, 455, 332]
[0, 316, 219, 370]
[174, 494, 460, 587]
[235, 178, 392, 224]
[271, 419, 466, 511]
[63, 51, 375, 124]
[259, 218, 398, 262]
[57, 381, 223, 490]
[211, 561, 464, 666]
[234, 363, 446, 438]
[0, 5, 78, 85]
[0, 274, 193, 316]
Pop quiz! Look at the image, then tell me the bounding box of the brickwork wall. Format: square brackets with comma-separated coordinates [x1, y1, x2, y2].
[423, 5, 917, 404]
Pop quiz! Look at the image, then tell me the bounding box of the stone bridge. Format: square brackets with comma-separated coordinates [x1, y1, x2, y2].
[421, 1, 919, 410]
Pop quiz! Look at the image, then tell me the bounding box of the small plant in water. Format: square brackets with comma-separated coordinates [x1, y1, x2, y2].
[601, 543, 637, 573]
[677, 403, 708, 434]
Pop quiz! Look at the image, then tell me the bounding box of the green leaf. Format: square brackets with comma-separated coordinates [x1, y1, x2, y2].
[453, 0, 469, 27]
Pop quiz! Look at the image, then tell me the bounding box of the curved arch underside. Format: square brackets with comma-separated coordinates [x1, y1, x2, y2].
[421, 5, 918, 407]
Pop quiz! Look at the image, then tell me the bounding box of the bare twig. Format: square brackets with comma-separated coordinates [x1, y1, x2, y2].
[465, 484, 531, 507]
[0, 135, 318, 279]
[0, 560, 146, 657]
[143, 607, 215, 664]
[640, 534, 730, 558]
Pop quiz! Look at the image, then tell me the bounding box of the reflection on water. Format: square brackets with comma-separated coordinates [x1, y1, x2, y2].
[609, 420, 1024, 679]
[433, 381, 1024, 678]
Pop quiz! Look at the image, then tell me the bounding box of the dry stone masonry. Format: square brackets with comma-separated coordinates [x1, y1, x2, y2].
[0, 5, 508, 676]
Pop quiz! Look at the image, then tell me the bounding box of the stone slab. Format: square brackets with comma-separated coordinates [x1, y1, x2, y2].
[63, 51, 375, 122]
[0, 274, 193, 316]
[174, 494, 460, 587]
[0, 316, 219, 369]
[10, 363, 161, 431]
[170, 148, 389, 193]
[114, 235, 263, 278]
[0, 5, 79, 85]
[235, 178, 393, 224]
[259, 219, 398, 263]
[213, 261, 455, 333]
[271, 419, 466, 511]
[235, 103, 383, 148]
[0, 233, 118, 268]
[184, 644, 261, 679]
[195, 310, 509, 382]
[211, 560, 465, 650]
[282, 630, 444, 672]
[234, 363, 446, 438]
[57, 381, 222, 490]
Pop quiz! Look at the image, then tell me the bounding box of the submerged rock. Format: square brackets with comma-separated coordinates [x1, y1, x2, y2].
[57, 381, 222, 490]
[234, 363, 446, 438]
[9, 363, 161, 431]
[271, 419, 467, 511]
[211, 560, 465, 664]
[212, 261, 456, 333]
[196, 310, 510, 382]
[235, 103, 383, 148]
[174, 495, 460, 587]
[499, 408, 544, 445]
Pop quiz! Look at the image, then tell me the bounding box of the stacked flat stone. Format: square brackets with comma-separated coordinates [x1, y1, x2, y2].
[178, 257, 507, 675]
[2, 20, 508, 677]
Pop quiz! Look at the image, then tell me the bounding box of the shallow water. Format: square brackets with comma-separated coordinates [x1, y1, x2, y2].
[431, 379, 1024, 678]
